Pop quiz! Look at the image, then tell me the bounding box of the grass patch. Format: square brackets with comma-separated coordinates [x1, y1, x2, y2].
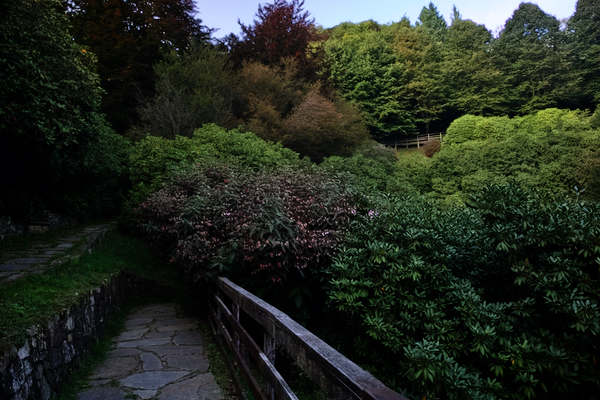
[395, 147, 429, 160]
[0, 231, 182, 352]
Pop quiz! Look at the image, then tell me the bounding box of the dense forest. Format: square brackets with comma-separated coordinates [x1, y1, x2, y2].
[2, 0, 600, 398]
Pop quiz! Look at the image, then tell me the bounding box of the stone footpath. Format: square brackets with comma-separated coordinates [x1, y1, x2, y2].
[0, 224, 111, 286]
[77, 304, 224, 400]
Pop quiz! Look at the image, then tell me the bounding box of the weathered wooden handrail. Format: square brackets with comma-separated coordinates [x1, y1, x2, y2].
[206, 277, 408, 400]
[382, 132, 445, 149]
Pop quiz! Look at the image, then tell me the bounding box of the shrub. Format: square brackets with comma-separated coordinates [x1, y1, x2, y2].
[327, 184, 600, 399]
[136, 163, 355, 283]
[420, 139, 441, 157]
[130, 42, 234, 140]
[406, 109, 600, 199]
[129, 124, 306, 204]
[321, 141, 398, 192]
[444, 115, 516, 145]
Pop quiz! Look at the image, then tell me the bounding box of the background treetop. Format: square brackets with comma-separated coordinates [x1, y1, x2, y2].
[227, 0, 321, 77]
[65, 0, 210, 133]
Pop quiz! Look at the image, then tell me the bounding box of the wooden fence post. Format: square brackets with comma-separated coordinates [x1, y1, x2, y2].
[264, 331, 276, 400]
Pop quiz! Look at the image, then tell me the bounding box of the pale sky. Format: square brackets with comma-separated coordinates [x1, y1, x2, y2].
[197, 0, 578, 39]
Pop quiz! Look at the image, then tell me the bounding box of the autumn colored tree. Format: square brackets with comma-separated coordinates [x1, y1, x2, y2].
[228, 0, 320, 77]
[65, 0, 209, 133]
[233, 59, 369, 161]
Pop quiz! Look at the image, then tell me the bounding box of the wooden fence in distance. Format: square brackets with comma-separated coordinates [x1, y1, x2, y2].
[382, 132, 445, 149]
[206, 277, 408, 400]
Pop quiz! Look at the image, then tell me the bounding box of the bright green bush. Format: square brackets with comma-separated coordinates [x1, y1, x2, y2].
[129, 124, 307, 204]
[444, 115, 516, 145]
[411, 109, 600, 199]
[328, 184, 600, 399]
[320, 141, 398, 192]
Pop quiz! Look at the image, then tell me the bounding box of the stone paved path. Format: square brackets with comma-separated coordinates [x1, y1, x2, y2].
[0, 224, 111, 286]
[77, 304, 224, 400]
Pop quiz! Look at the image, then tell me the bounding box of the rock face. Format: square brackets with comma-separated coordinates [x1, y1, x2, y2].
[0, 272, 166, 400]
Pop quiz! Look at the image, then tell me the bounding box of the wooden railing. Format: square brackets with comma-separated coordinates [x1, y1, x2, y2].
[382, 132, 445, 149]
[206, 277, 408, 400]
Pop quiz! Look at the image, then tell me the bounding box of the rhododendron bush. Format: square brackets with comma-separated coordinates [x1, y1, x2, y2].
[136, 162, 355, 282]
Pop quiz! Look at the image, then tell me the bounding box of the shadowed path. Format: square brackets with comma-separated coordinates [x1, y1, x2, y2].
[77, 304, 224, 400]
[0, 224, 110, 286]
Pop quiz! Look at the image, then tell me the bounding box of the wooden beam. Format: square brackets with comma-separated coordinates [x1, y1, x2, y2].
[215, 295, 298, 400]
[217, 277, 408, 400]
[205, 301, 247, 400]
[209, 298, 267, 400]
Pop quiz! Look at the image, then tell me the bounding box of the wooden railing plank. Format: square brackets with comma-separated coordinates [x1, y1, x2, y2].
[216, 277, 408, 400]
[215, 294, 298, 400]
[205, 300, 247, 399]
[210, 298, 267, 400]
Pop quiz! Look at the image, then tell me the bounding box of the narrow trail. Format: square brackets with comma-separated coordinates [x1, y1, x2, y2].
[77, 303, 224, 400]
[0, 224, 110, 286]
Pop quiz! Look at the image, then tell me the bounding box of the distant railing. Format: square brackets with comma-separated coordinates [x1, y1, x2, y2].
[206, 277, 408, 400]
[382, 132, 445, 149]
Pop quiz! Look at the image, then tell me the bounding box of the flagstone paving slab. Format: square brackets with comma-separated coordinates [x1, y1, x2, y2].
[78, 303, 224, 399]
[120, 371, 190, 390]
[140, 352, 163, 371]
[117, 328, 149, 341]
[90, 356, 140, 379]
[76, 386, 127, 400]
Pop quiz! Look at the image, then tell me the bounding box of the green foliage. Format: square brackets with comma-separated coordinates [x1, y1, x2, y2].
[417, 2, 448, 42]
[321, 141, 399, 192]
[129, 124, 305, 204]
[322, 25, 416, 138]
[442, 18, 508, 116]
[0, 0, 130, 220]
[392, 19, 447, 131]
[568, 0, 600, 107]
[412, 110, 600, 199]
[492, 3, 578, 114]
[0, 0, 102, 148]
[327, 185, 600, 399]
[444, 115, 516, 144]
[130, 42, 234, 139]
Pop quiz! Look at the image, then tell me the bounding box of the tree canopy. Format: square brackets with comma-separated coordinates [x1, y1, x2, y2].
[65, 0, 209, 133]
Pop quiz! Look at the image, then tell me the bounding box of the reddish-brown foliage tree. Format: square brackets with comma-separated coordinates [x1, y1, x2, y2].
[228, 0, 321, 77]
[65, 0, 209, 133]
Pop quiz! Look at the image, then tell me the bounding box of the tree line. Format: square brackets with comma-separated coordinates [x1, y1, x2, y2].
[66, 0, 600, 142]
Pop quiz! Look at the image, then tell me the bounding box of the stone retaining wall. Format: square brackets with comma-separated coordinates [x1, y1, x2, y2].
[0, 272, 169, 400]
